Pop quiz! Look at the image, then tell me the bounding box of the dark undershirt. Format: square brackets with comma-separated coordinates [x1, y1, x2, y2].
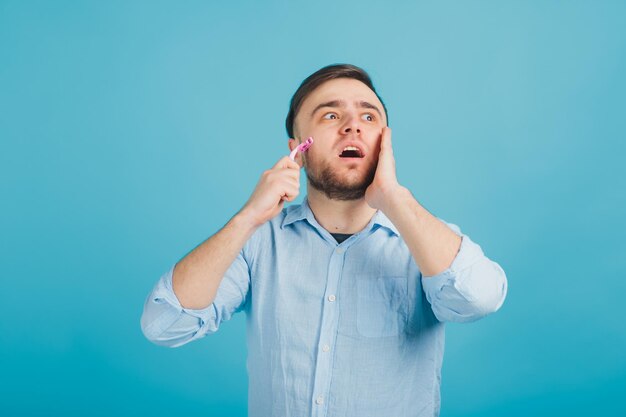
[330, 233, 353, 244]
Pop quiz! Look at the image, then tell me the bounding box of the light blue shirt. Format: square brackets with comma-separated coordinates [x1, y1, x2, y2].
[141, 198, 507, 417]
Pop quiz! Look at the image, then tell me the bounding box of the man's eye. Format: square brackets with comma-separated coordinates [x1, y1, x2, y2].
[323, 113, 338, 120]
[362, 113, 374, 122]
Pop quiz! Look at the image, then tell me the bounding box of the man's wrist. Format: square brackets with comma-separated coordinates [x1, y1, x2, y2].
[379, 184, 411, 214]
[232, 208, 264, 234]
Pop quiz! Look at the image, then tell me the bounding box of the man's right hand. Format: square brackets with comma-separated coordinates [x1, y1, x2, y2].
[170, 156, 299, 311]
[239, 156, 301, 227]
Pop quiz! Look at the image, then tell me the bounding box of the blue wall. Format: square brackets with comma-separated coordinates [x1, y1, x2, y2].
[1, 1, 624, 415]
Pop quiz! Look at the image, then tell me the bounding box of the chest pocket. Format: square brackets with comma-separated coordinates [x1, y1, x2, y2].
[356, 275, 409, 337]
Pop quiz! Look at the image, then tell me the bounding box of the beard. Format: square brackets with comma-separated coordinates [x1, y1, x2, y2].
[304, 156, 377, 201]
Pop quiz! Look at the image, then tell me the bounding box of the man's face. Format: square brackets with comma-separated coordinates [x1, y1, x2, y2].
[292, 78, 387, 200]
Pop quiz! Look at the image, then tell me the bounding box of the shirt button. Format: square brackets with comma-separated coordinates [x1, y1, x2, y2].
[335, 248, 344, 254]
[328, 294, 336, 302]
[322, 344, 330, 352]
[316, 396, 324, 405]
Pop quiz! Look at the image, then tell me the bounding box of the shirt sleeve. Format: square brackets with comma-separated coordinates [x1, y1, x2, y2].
[421, 221, 508, 323]
[140, 247, 252, 347]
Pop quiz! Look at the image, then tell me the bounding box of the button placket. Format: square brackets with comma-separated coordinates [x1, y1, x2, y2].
[310, 245, 347, 417]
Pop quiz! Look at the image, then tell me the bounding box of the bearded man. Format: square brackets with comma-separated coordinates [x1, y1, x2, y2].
[141, 64, 508, 417]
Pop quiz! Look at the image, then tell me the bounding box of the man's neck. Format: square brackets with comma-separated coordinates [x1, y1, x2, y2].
[306, 185, 377, 235]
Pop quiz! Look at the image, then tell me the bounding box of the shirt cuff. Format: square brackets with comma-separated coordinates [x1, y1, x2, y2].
[151, 265, 216, 325]
[421, 233, 485, 289]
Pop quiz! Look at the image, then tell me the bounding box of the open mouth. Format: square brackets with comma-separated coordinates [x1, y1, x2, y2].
[338, 146, 364, 158]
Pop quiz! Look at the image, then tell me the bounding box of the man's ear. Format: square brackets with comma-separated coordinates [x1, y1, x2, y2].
[287, 138, 304, 167]
[288, 138, 298, 152]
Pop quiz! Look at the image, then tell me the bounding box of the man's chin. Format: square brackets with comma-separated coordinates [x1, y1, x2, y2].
[312, 185, 367, 201]
[304, 162, 375, 201]
[307, 175, 372, 201]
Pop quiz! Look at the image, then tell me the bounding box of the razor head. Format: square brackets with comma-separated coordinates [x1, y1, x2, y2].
[299, 137, 314, 153]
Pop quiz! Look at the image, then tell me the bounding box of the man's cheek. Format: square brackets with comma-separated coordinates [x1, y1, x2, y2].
[370, 154, 380, 170]
[370, 136, 382, 159]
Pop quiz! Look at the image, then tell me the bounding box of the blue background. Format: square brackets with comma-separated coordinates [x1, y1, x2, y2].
[1, 1, 625, 416]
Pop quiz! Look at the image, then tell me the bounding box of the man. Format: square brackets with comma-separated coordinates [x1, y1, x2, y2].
[141, 64, 507, 417]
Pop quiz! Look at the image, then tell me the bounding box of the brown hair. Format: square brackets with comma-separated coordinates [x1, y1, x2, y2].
[285, 64, 388, 138]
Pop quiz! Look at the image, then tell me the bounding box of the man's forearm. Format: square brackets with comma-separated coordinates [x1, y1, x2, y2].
[382, 187, 462, 277]
[172, 210, 260, 309]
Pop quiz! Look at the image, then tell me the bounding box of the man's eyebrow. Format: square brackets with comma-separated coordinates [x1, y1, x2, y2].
[310, 100, 345, 117]
[309, 99, 383, 119]
[359, 101, 383, 118]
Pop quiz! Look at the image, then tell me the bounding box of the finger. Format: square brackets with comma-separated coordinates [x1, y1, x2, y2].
[274, 178, 300, 195]
[272, 156, 293, 169]
[271, 156, 288, 170]
[280, 167, 301, 181]
[285, 157, 301, 171]
[289, 178, 301, 190]
[381, 127, 393, 152]
[281, 188, 299, 202]
[282, 182, 300, 199]
[291, 149, 304, 168]
[272, 156, 298, 170]
[277, 175, 300, 189]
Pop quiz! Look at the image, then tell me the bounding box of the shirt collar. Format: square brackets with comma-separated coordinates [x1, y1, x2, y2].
[371, 209, 399, 236]
[281, 197, 399, 237]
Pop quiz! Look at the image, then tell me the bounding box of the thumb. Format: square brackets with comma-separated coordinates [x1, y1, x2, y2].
[381, 127, 393, 152]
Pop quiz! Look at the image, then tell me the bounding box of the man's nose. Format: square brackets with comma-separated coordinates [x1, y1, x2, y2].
[341, 116, 361, 135]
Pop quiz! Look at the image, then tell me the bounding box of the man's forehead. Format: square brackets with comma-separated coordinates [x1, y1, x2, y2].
[305, 78, 381, 106]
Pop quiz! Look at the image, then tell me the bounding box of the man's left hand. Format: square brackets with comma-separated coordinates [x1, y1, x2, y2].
[365, 126, 404, 212]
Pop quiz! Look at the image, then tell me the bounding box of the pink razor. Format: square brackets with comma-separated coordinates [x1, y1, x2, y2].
[289, 137, 314, 161]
